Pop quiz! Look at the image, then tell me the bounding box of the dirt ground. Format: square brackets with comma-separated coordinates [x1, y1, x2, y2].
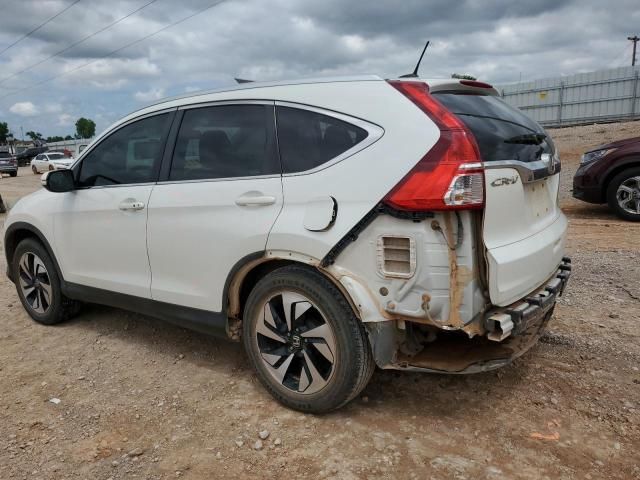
[1, 121, 639, 480]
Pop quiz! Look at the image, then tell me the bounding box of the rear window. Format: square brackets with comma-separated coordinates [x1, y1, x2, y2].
[276, 107, 368, 173]
[433, 93, 554, 163]
[0, 151, 10, 158]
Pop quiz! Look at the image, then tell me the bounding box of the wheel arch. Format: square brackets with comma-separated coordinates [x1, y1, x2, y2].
[602, 156, 640, 199]
[4, 222, 62, 284]
[223, 251, 361, 337]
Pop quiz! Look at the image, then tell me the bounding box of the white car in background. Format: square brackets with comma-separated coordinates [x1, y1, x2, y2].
[31, 152, 74, 174]
[4, 76, 570, 413]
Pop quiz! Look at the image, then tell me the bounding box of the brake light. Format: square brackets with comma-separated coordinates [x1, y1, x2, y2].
[384, 80, 484, 211]
[459, 80, 493, 89]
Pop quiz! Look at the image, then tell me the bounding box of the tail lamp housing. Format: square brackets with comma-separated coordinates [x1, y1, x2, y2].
[384, 80, 484, 211]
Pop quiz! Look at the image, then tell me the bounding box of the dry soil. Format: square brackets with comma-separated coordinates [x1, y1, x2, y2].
[0, 121, 639, 479]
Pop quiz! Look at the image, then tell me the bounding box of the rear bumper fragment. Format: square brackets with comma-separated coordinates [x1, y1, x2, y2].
[488, 256, 570, 336]
[368, 257, 571, 374]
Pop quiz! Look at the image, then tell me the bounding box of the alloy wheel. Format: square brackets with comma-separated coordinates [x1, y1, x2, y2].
[616, 176, 640, 215]
[254, 291, 337, 395]
[18, 252, 53, 314]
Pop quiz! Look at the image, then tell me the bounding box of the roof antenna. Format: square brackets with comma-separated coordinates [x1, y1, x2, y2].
[399, 40, 430, 78]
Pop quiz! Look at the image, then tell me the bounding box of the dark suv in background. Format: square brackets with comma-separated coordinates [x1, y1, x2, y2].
[0, 151, 18, 177]
[16, 145, 48, 167]
[573, 136, 640, 221]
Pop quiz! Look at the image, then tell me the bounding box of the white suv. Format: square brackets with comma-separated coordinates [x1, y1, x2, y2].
[4, 76, 570, 412]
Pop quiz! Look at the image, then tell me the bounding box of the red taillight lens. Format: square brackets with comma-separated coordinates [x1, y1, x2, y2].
[384, 80, 484, 211]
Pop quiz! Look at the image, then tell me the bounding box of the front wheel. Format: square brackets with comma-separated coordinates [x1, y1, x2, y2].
[32, 165, 38, 174]
[13, 238, 81, 325]
[243, 265, 375, 413]
[607, 167, 640, 221]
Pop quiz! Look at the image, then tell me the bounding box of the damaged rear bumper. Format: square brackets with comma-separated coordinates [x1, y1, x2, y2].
[367, 257, 571, 374]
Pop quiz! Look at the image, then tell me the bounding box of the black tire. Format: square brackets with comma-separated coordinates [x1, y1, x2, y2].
[607, 167, 640, 222]
[243, 265, 375, 413]
[32, 165, 38, 175]
[12, 238, 81, 325]
[9, 171, 17, 177]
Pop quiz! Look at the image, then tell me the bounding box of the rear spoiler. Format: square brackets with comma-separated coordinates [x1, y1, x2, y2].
[425, 79, 500, 97]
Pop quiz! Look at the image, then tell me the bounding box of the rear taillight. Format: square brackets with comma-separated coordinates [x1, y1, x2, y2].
[384, 80, 484, 211]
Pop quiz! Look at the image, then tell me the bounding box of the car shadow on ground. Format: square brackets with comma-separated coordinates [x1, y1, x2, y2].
[60, 303, 539, 418]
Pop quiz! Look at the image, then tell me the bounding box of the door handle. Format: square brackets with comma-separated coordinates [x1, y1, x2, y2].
[235, 194, 276, 207]
[119, 199, 145, 211]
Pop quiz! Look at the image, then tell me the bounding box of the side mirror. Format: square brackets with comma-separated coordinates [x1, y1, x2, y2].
[43, 169, 75, 193]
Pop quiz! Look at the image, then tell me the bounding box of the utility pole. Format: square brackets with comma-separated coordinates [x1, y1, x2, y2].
[629, 35, 639, 66]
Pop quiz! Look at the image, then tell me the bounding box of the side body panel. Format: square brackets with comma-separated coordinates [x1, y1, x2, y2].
[147, 177, 283, 311]
[53, 185, 155, 298]
[266, 81, 439, 259]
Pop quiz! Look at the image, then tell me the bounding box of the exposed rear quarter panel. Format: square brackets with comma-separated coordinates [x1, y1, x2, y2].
[264, 80, 440, 259]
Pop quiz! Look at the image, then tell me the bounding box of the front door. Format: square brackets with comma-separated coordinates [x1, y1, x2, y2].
[54, 112, 174, 298]
[147, 103, 283, 312]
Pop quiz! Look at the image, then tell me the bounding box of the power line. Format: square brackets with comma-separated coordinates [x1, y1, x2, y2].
[0, 0, 82, 57]
[0, 0, 160, 87]
[612, 42, 632, 67]
[0, 0, 230, 102]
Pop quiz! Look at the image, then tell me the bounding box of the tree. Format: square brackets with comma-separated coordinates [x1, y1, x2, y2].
[0, 122, 8, 143]
[64, 135, 74, 140]
[26, 130, 43, 141]
[75, 117, 96, 139]
[46, 135, 65, 143]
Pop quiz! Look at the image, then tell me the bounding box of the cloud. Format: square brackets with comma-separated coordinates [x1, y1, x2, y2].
[0, 0, 638, 136]
[58, 113, 74, 126]
[44, 103, 63, 113]
[133, 87, 166, 102]
[9, 101, 39, 116]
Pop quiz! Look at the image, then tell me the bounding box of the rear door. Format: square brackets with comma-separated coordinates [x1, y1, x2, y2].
[433, 92, 567, 306]
[147, 102, 282, 312]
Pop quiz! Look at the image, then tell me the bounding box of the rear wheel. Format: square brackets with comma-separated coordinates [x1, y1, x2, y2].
[243, 265, 375, 413]
[607, 167, 640, 221]
[13, 238, 81, 325]
[48, 164, 54, 171]
[32, 165, 38, 174]
[9, 171, 17, 177]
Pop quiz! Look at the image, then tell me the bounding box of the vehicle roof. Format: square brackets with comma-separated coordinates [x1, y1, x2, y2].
[139, 75, 498, 113]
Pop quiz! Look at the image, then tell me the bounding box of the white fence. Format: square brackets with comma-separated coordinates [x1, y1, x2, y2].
[46, 138, 94, 156]
[499, 66, 640, 127]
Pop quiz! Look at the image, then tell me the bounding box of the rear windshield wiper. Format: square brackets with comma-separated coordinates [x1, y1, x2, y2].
[504, 133, 547, 145]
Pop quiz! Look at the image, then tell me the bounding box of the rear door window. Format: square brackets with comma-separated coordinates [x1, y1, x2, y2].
[169, 104, 278, 181]
[433, 93, 554, 163]
[276, 106, 368, 173]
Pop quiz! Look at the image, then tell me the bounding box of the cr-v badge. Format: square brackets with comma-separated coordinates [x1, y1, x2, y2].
[491, 176, 519, 187]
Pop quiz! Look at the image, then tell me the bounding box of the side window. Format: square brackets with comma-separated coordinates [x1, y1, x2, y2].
[169, 104, 278, 181]
[276, 106, 368, 174]
[77, 113, 170, 187]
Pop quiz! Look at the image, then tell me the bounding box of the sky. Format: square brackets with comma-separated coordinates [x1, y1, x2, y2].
[0, 0, 638, 138]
